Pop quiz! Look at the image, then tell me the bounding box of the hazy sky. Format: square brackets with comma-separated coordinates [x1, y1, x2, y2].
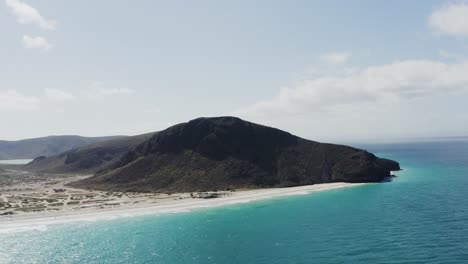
[1, 0, 468, 142]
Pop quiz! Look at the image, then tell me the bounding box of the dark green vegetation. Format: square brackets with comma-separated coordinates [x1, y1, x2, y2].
[58, 117, 400, 192]
[24, 133, 155, 174]
[0, 135, 121, 160]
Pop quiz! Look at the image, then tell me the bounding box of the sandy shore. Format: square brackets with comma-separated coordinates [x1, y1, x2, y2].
[0, 179, 365, 233]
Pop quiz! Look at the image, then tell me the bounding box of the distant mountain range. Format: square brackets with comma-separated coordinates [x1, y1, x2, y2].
[0, 136, 123, 160]
[25, 133, 155, 174]
[26, 117, 400, 192]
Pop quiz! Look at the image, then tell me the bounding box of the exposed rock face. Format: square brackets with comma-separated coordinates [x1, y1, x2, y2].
[69, 117, 400, 192]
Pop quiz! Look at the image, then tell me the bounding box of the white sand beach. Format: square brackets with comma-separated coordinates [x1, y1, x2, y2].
[0, 176, 366, 233]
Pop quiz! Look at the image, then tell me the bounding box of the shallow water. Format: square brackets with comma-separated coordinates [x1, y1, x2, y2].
[1, 142, 468, 263]
[0, 159, 33, 165]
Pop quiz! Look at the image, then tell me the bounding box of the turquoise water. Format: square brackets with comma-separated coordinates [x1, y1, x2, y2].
[0, 159, 33, 165]
[1, 141, 468, 263]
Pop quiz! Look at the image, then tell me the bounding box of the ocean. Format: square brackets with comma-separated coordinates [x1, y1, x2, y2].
[0, 159, 33, 165]
[1, 141, 468, 263]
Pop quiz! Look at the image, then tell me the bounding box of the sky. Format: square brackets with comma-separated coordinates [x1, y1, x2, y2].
[1, 0, 468, 142]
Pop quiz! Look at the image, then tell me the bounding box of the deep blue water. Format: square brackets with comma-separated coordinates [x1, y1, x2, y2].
[1, 141, 468, 263]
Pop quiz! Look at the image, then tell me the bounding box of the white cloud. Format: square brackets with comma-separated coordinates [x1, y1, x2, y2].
[85, 82, 136, 100]
[86, 82, 135, 98]
[320, 52, 351, 65]
[429, 2, 468, 37]
[5, 0, 56, 30]
[0, 90, 39, 111]
[45, 88, 74, 102]
[95, 87, 135, 96]
[237, 60, 468, 118]
[438, 49, 463, 60]
[22, 35, 52, 50]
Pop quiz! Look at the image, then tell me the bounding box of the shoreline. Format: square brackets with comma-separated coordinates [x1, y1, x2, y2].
[0, 182, 366, 233]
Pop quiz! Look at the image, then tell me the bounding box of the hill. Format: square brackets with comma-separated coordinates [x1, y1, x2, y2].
[0, 135, 122, 160]
[68, 117, 400, 192]
[24, 133, 156, 174]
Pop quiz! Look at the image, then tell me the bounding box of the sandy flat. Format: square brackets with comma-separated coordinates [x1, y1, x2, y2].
[0, 179, 366, 233]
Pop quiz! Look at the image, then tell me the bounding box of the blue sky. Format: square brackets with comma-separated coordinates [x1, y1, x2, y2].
[1, 0, 468, 141]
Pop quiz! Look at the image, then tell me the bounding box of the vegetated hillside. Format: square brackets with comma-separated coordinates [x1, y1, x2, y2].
[0, 135, 122, 160]
[69, 117, 400, 192]
[24, 133, 156, 174]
